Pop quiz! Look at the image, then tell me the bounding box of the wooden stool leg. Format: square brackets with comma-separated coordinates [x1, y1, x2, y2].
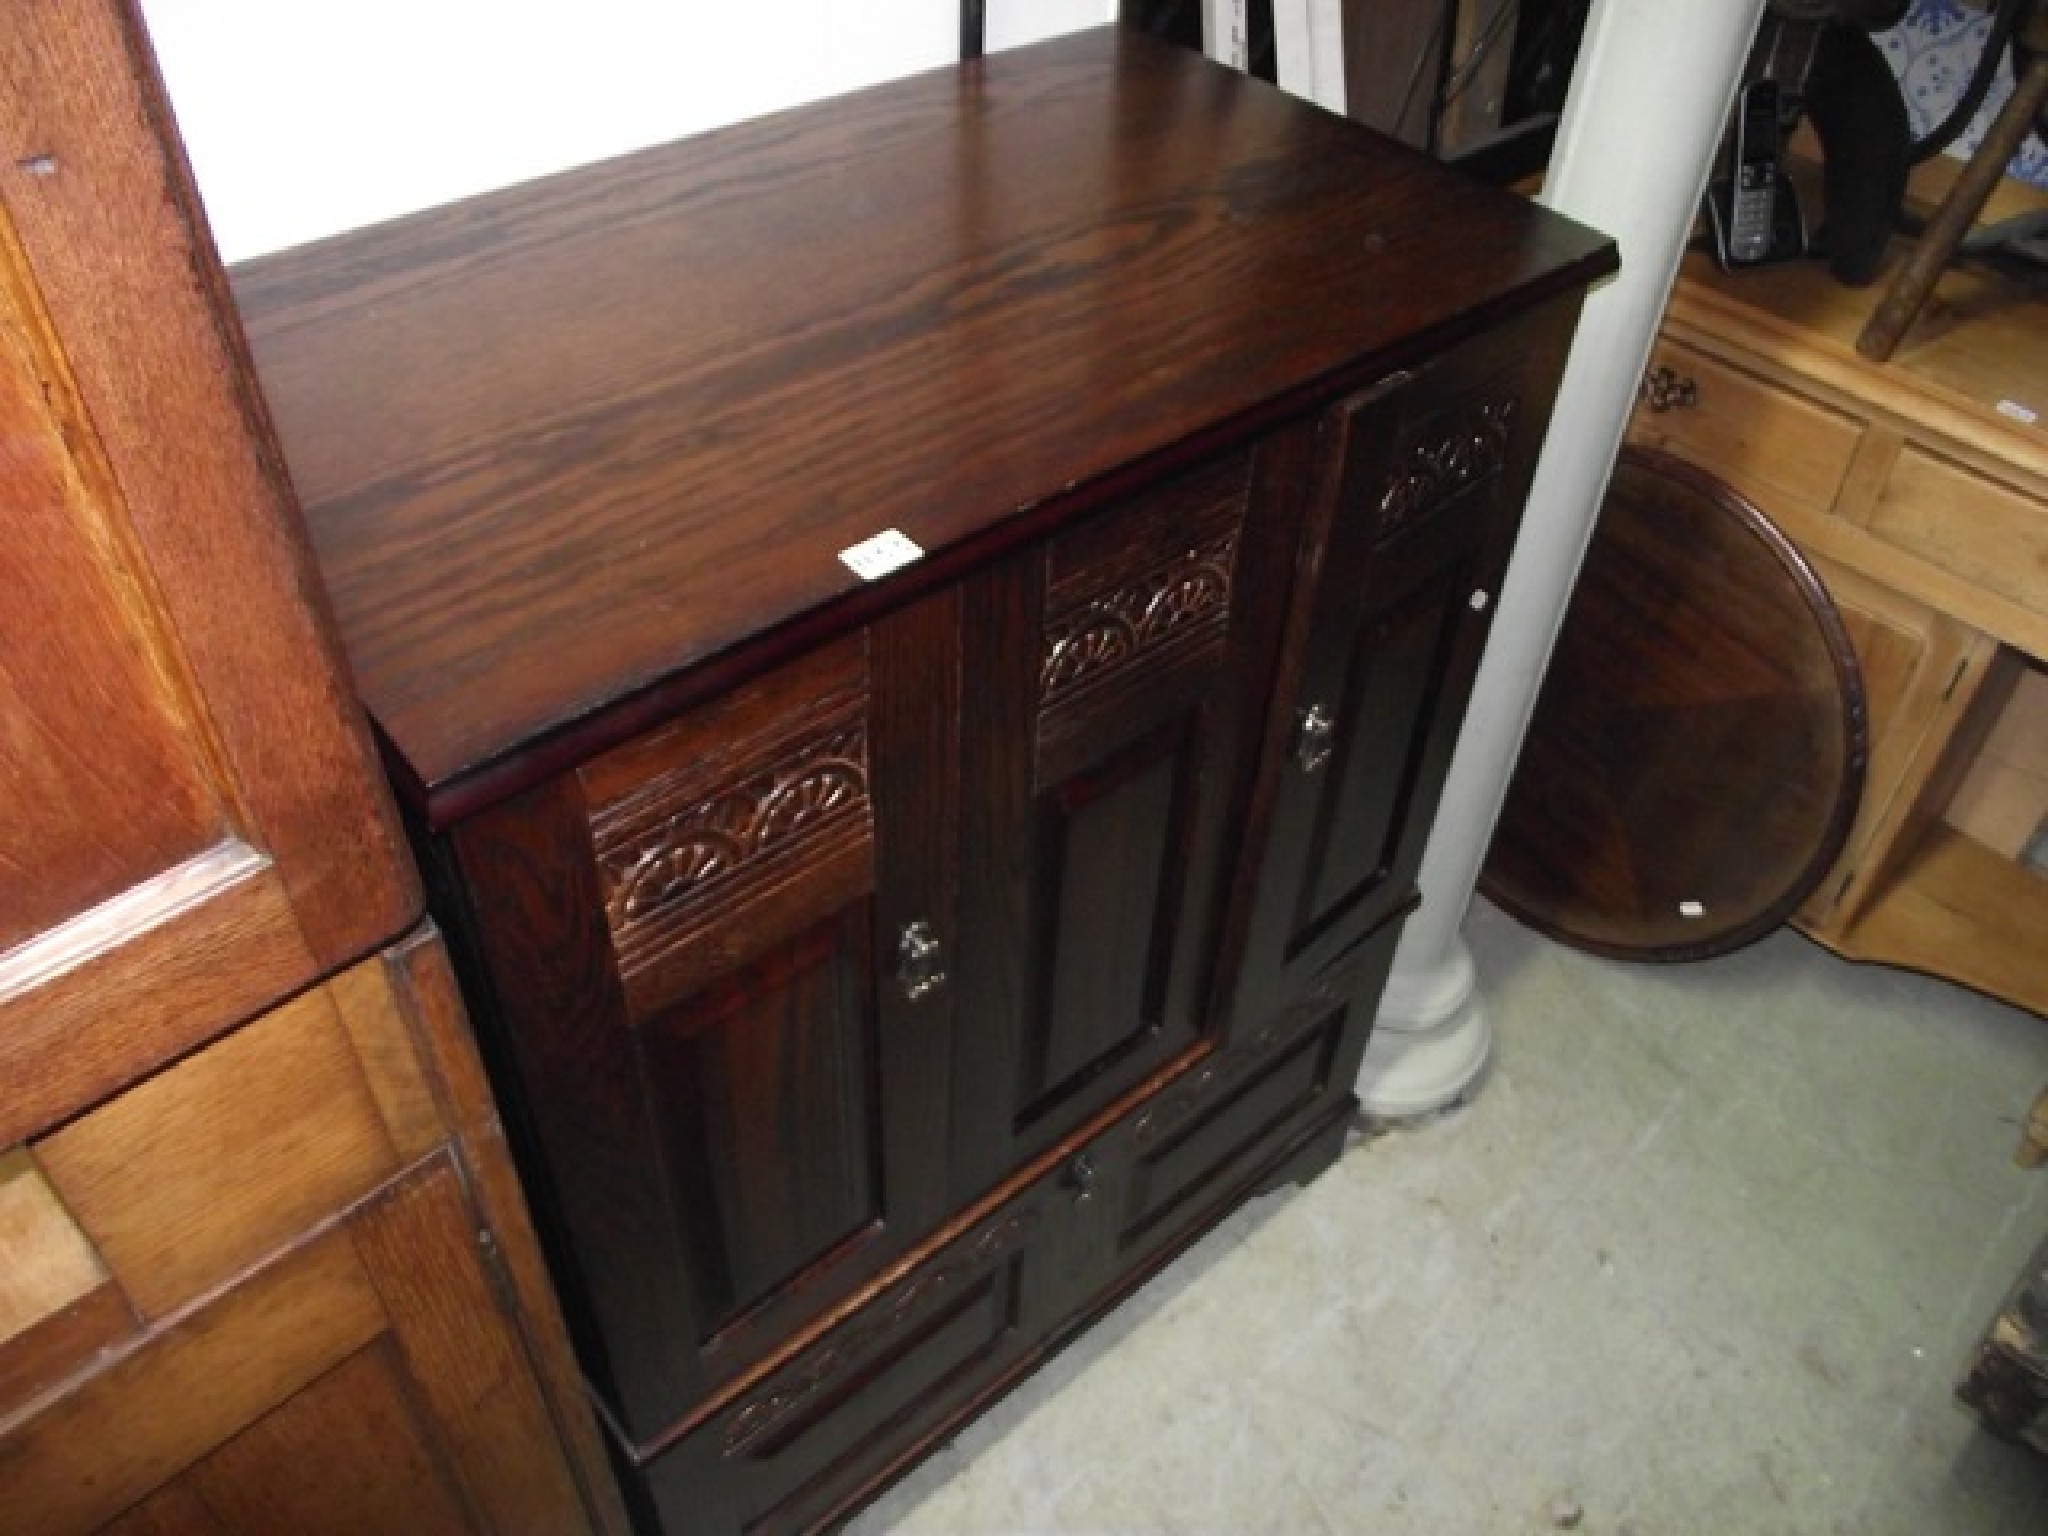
[1858, 12, 2048, 362]
[2020, 1084, 2048, 1169]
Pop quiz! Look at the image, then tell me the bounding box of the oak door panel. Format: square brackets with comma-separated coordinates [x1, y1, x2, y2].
[0, 3, 419, 1147]
[0, 1157, 591, 1536]
[181, 1344, 475, 1536]
[952, 452, 1260, 1199]
[351, 1158, 596, 1536]
[1234, 303, 1579, 1028]
[0, 1224, 389, 1535]
[0, 285, 225, 953]
[638, 907, 886, 1336]
[446, 601, 958, 1444]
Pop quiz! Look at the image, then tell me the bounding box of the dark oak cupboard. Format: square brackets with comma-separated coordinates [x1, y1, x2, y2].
[233, 28, 1612, 1535]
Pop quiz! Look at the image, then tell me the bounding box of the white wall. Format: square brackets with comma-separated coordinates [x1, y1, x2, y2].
[141, 1, 1116, 263]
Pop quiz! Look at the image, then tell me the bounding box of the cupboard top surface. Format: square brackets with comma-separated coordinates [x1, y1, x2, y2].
[232, 26, 1612, 821]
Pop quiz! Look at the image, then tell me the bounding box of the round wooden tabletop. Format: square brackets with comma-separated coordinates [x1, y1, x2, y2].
[1481, 445, 1869, 961]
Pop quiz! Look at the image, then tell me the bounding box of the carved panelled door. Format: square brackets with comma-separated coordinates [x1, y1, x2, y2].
[1232, 304, 1581, 1029]
[446, 596, 960, 1448]
[949, 448, 1273, 1201]
[0, 3, 418, 1149]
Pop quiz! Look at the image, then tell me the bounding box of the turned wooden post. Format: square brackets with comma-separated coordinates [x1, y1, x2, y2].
[1859, 1, 2048, 361]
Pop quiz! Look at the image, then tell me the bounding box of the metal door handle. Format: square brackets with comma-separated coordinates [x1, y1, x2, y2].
[1294, 704, 1336, 774]
[1067, 1152, 1099, 1206]
[895, 920, 946, 1001]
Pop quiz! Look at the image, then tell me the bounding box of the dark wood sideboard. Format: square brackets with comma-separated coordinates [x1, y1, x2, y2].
[232, 28, 1613, 1535]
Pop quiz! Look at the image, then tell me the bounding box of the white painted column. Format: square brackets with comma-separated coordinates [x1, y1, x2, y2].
[1358, 0, 1767, 1117]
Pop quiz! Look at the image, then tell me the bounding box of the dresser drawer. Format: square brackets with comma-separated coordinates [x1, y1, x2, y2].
[628, 1161, 1079, 1536]
[1866, 446, 2048, 628]
[1630, 340, 1862, 519]
[1117, 920, 1394, 1261]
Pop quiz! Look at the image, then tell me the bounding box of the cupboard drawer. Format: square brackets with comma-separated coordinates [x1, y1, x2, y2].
[30, 958, 411, 1326]
[1866, 446, 2048, 628]
[628, 1167, 1075, 1536]
[1630, 341, 1862, 519]
[1118, 921, 1395, 1260]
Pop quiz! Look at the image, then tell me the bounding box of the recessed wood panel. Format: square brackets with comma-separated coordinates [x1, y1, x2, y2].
[1125, 1003, 1347, 1243]
[1293, 566, 1461, 950]
[35, 981, 400, 1318]
[0, 243, 224, 954]
[187, 1344, 474, 1536]
[1026, 720, 1197, 1121]
[649, 1193, 1051, 1536]
[0, 1226, 387, 1536]
[642, 907, 884, 1338]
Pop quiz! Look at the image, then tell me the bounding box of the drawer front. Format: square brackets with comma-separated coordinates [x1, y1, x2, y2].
[631, 1168, 1077, 1536]
[1866, 445, 2048, 628]
[1116, 922, 1393, 1262]
[24, 953, 417, 1336]
[1630, 340, 1862, 519]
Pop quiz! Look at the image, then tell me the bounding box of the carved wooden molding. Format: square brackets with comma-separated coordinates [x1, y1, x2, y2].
[1377, 394, 1519, 542]
[592, 712, 870, 970]
[720, 1207, 1042, 1458]
[1040, 532, 1238, 703]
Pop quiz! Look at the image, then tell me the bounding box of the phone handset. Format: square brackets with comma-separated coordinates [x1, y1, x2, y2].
[1727, 78, 1783, 262]
[1708, 76, 1805, 270]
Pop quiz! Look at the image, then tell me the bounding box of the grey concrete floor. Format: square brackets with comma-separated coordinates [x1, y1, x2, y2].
[849, 899, 2048, 1534]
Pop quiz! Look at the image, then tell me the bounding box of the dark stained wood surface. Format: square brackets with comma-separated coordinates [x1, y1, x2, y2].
[231, 26, 1613, 823]
[1482, 447, 1869, 961]
[1230, 301, 1577, 1028]
[442, 596, 961, 1446]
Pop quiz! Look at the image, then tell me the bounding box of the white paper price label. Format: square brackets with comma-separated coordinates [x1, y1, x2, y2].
[838, 528, 924, 582]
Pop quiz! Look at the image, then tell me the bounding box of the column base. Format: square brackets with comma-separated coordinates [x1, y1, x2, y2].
[1358, 938, 1493, 1119]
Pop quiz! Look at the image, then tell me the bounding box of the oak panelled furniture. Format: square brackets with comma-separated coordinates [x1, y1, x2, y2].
[232, 28, 1614, 1535]
[1626, 161, 2048, 1028]
[0, 5, 623, 1533]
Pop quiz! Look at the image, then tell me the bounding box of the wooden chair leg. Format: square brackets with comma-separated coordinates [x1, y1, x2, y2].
[1858, 4, 2048, 362]
[2020, 1084, 2048, 1169]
